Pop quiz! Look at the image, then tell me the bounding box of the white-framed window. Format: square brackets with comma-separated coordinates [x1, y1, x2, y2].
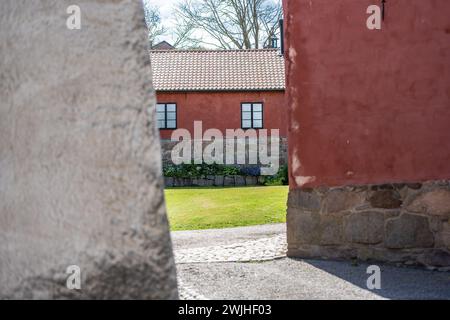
[241, 103, 263, 129]
[156, 103, 177, 129]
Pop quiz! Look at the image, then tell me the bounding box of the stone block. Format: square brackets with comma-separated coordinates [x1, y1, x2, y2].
[320, 216, 343, 245]
[287, 208, 321, 245]
[235, 175, 246, 186]
[245, 176, 258, 185]
[442, 222, 450, 251]
[385, 214, 434, 249]
[418, 249, 450, 267]
[203, 179, 214, 187]
[322, 189, 365, 214]
[173, 178, 185, 187]
[369, 189, 403, 209]
[343, 211, 384, 244]
[287, 189, 321, 211]
[214, 176, 224, 187]
[224, 176, 235, 186]
[407, 189, 450, 217]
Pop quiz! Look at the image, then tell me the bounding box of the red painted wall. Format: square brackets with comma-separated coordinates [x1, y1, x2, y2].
[284, 0, 450, 189]
[156, 91, 287, 139]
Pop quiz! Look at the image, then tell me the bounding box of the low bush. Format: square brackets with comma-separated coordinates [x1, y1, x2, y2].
[163, 163, 240, 178]
[163, 163, 289, 184]
[262, 165, 289, 186]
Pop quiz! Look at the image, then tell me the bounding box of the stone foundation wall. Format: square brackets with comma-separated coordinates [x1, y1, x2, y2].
[160, 138, 288, 167]
[287, 181, 450, 269]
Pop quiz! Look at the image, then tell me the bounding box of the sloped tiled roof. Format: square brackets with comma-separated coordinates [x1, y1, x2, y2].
[149, 49, 285, 92]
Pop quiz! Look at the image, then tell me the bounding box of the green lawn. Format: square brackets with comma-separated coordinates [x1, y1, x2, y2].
[165, 186, 288, 231]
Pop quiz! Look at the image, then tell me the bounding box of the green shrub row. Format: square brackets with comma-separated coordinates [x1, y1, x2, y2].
[163, 163, 289, 186]
[163, 163, 240, 178]
[262, 165, 289, 186]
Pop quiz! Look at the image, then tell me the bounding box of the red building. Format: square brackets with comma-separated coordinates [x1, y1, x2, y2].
[149, 49, 286, 140]
[283, 0, 450, 267]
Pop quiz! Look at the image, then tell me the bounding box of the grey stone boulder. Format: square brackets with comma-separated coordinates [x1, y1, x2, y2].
[0, 0, 177, 299]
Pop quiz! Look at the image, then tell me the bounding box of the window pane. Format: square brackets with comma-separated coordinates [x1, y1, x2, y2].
[157, 112, 165, 121]
[167, 120, 176, 129]
[242, 112, 251, 120]
[253, 120, 263, 128]
[253, 104, 262, 112]
[242, 104, 251, 112]
[167, 112, 176, 120]
[253, 111, 262, 120]
[242, 120, 252, 128]
[156, 104, 166, 112]
[158, 120, 165, 129]
[166, 104, 176, 112]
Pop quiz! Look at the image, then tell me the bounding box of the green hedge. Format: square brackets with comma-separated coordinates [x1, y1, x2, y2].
[163, 163, 289, 186]
[261, 165, 288, 186]
[163, 163, 240, 178]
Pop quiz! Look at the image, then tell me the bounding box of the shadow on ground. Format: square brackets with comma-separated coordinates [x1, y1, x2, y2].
[302, 259, 450, 300]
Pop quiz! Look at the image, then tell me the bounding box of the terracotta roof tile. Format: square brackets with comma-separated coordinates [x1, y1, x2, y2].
[149, 49, 285, 92]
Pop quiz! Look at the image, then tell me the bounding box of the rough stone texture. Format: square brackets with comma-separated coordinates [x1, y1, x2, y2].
[369, 190, 403, 209]
[407, 189, 450, 217]
[287, 189, 321, 211]
[319, 216, 343, 245]
[385, 214, 434, 249]
[321, 189, 364, 214]
[418, 249, 450, 268]
[214, 176, 224, 187]
[443, 222, 450, 251]
[344, 211, 384, 245]
[224, 176, 235, 186]
[287, 181, 450, 267]
[287, 209, 320, 245]
[0, 0, 178, 299]
[234, 175, 246, 186]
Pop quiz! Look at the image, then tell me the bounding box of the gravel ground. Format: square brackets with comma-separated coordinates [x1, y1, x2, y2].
[171, 223, 285, 250]
[172, 224, 450, 300]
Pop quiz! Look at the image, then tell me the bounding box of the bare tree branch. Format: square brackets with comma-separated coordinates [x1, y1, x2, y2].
[143, 4, 167, 48]
[175, 0, 282, 50]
